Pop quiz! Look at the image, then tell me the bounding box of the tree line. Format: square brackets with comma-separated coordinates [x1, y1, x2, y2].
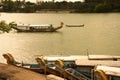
[0, 0, 120, 13]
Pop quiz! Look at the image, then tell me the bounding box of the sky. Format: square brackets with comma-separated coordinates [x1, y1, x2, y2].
[25, 0, 84, 3]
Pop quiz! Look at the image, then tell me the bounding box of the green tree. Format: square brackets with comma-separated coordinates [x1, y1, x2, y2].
[0, 21, 16, 33]
[94, 3, 104, 12]
[23, 2, 36, 13]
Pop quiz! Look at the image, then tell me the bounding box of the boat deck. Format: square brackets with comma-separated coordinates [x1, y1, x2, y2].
[43, 55, 120, 61]
[43, 55, 120, 67]
[75, 59, 120, 67]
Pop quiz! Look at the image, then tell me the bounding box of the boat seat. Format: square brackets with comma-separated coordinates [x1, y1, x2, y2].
[55, 59, 91, 80]
[15, 63, 22, 66]
[23, 65, 30, 68]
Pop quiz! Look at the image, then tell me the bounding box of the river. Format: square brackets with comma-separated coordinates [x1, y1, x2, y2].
[0, 13, 120, 63]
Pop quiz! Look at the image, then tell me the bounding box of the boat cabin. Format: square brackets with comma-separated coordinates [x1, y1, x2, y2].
[29, 24, 53, 29]
[16, 24, 53, 30]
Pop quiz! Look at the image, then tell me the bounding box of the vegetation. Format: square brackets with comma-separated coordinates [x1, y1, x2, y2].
[0, 0, 120, 13]
[0, 21, 16, 33]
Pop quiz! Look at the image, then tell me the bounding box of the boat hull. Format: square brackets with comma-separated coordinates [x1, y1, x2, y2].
[66, 24, 84, 27]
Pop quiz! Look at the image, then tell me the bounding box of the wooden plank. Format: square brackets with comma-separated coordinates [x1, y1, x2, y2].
[47, 74, 64, 80]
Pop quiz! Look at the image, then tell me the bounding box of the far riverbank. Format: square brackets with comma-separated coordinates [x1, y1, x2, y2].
[0, 0, 120, 13]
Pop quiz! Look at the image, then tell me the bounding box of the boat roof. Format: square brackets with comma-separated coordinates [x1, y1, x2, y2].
[17, 24, 51, 27]
[29, 24, 51, 27]
[88, 55, 120, 60]
[75, 59, 120, 67]
[36, 55, 120, 62]
[96, 65, 120, 76]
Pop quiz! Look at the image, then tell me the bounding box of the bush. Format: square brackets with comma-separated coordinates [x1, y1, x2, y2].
[0, 20, 16, 33]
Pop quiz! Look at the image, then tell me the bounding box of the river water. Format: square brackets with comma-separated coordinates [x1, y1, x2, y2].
[0, 13, 120, 63]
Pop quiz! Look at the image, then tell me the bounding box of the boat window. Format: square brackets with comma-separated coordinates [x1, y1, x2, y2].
[29, 25, 52, 30]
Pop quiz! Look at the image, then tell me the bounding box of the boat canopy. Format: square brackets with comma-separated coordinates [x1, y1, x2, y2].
[96, 65, 120, 77]
[29, 24, 52, 27]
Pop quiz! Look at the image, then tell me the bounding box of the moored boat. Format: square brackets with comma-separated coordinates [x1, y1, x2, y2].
[75, 59, 120, 80]
[3, 53, 89, 80]
[36, 57, 85, 80]
[66, 24, 84, 27]
[2, 53, 63, 75]
[2, 53, 43, 73]
[13, 22, 63, 32]
[3, 53, 120, 80]
[3, 53, 77, 79]
[94, 65, 120, 80]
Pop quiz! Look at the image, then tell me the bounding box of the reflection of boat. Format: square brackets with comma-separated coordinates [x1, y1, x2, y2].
[66, 24, 84, 27]
[13, 22, 63, 32]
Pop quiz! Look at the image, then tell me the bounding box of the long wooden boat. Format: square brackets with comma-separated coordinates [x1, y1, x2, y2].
[75, 59, 120, 80]
[3, 53, 59, 74]
[13, 22, 63, 32]
[2, 53, 44, 73]
[3, 53, 84, 79]
[35, 57, 90, 80]
[3, 53, 120, 80]
[66, 24, 84, 27]
[3, 53, 79, 78]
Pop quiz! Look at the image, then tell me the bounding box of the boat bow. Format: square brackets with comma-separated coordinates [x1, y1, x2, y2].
[54, 22, 64, 31]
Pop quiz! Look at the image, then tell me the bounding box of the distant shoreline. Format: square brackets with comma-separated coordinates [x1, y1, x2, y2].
[1, 10, 120, 14]
[36, 10, 71, 13]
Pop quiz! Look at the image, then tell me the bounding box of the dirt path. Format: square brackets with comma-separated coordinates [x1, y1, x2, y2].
[0, 63, 46, 80]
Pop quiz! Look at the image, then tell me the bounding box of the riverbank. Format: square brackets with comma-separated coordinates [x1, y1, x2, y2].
[0, 63, 46, 80]
[0, 63, 65, 80]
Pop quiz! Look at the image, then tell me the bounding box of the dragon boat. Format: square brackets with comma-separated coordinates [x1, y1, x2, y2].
[3, 53, 43, 73]
[3, 53, 120, 80]
[13, 22, 64, 32]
